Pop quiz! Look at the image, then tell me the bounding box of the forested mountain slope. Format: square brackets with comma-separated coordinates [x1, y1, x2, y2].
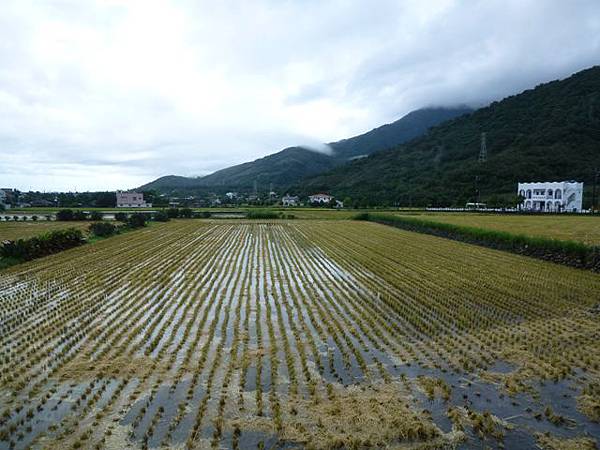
[301, 66, 600, 207]
[141, 107, 471, 194]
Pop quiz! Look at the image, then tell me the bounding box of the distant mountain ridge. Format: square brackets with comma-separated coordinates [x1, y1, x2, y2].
[141, 106, 473, 193]
[300, 66, 600, 207]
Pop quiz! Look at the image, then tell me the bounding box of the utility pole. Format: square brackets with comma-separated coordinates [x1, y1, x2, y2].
[593, 168, 599, 214]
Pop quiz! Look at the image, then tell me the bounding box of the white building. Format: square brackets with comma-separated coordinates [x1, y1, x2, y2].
[309, 193, 333, 204]
[116, 191, 151, 208]
[281, 194, 299, 206]
[518, 181, 583, 212]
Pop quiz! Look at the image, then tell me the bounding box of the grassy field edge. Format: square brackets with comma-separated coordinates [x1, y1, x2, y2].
[355, 212, 600, 272]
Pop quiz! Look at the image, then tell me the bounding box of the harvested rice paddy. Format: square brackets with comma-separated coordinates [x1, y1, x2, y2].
[400, 213, 600, 245]
[0, 219, 599, 449]
[0, 221, 91, 242]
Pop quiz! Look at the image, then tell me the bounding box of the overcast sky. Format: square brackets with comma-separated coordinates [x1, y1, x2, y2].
[1, 0, 599, 191]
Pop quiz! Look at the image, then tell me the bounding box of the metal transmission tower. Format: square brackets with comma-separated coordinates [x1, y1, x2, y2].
[473, 132, 487, 207]
[478, 132, 487, 163]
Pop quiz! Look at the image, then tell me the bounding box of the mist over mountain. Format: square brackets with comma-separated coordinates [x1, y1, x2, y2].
[141, 106, 472, 194]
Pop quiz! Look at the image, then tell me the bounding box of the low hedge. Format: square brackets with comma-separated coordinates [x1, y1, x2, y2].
[246, 210, 281, 219]
[355, 213, 600, 271]
[153, 211, 170, 222]
[127, 213, 148, 228]
[1, 228, 85, 261]
[56, 209, 89, 221]
[246, 210, 296, 220]
[89, 222, 118, 237]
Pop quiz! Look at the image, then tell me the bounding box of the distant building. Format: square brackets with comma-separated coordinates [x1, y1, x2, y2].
[225, 192, 238, 200]
[0, 189, 8, 209]
[465, 202, 487, 209]
[116, 191, 151, 208]
[282, 194, 299, 206]
[309, 193, 333, 204]
[518, 181, 583, 212]
[0, 188, 17, 206]
[335, 199, 344, 209]
[31, 199, 55, 207]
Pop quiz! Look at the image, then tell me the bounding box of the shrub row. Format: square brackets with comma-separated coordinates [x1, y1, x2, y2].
[246, 210, 295, 220]
[114, 208, 202, 224]
[355, 213, 600, 271]
[166, 207, 193, 218]
[1, 213, 150, 266]
[56, 209, 104, 221]
[55, 208, 209, 224]
[88, 222, 118, 237]
[0, 228, 85, 261]
[2, 215, 43, 221]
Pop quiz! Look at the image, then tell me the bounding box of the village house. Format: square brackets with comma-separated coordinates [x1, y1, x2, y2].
[0, 189, 8, 209]
[0, 188, 17, 207]
[518, 181, 583, 212]
[308, 193, 333, 204]
[116, 191, 151, 208]
[281, 194, 299, 206]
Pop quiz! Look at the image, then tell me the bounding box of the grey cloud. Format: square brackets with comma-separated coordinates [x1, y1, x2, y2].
[1, 0, 599, 191]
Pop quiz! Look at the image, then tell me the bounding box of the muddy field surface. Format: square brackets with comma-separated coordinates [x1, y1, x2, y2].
[0, 220, 599, 449]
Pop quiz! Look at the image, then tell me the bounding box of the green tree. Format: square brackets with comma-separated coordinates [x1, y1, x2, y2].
[127, 213, 147, 228]
[153, 211, 170, 222]
[180, 208, 193, 218]
[56, 209, 74, 221]
[166, 208, 180, 218]
[89, 222, 116, 237]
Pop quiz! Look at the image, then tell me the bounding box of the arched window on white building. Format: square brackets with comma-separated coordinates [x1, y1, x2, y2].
[525, 200, 532, 209]
[547, 189, 553, 197]
[555, 189, 562, 199]
[526, 190, 532, 199]
[555, 201, 561, 211]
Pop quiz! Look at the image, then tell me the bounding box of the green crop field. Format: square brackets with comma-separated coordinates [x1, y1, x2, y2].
[396, 212, 600, 245]
[0, 220, 599, 449]
[0, 221, 91, 242]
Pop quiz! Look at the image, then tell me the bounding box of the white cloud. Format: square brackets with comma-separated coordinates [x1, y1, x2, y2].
[0, 0, 599, 191]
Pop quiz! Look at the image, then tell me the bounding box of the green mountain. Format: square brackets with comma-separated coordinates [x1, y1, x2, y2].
[301, 66, 600, 207]
[141, 107, 472, 194]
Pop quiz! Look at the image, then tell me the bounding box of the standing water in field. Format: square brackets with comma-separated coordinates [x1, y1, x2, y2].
[1, 221, 599, 449]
